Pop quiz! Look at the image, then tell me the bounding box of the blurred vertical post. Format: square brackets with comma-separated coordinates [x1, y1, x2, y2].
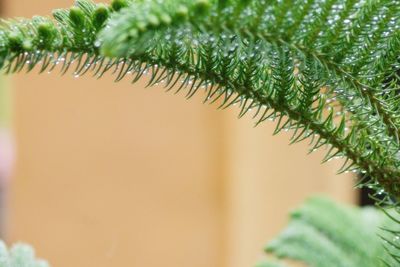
[0, 76, 13, 238]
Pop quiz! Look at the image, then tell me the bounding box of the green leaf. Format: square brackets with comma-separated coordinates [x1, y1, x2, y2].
[263, 196, 399, 267]
[0, 241, 50, 267]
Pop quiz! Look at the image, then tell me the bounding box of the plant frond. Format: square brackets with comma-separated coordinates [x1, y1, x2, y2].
[1, 0, 400, 198]
[0, 241, 50, 267]
[264, 196, 400, 267]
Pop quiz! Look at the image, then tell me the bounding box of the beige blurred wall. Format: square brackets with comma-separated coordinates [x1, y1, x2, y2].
[5, 1, 356, 267]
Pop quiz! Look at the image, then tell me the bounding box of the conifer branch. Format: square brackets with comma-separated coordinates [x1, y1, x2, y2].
[0, 0, 399, 196]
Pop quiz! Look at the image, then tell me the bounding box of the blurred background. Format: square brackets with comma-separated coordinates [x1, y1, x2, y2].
[0, 1, 358, 267]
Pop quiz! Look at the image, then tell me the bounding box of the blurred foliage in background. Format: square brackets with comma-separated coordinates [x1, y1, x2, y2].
[259, 197, 399, 267]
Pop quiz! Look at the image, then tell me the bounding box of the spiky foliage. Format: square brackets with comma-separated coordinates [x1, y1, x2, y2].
[0, 241, 49, 267]
[0, 0, 400, 263]
[96, 0, 400, 199]
[258, 197, 399, 267]
[1, 0, 400, 197]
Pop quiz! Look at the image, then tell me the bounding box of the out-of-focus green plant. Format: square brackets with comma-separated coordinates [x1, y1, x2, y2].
[258, 197, 399, 267]
[0, 241, 49, 267]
